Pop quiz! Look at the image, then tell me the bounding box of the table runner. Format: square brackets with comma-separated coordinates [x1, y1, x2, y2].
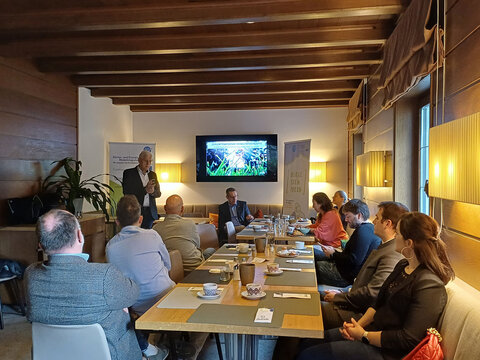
[258, 291, 320, 315]
[180, 270, 232, 284]
[157, 286, 227, 309]
[187, 304, 283, 328]
[264, 271, 316, 287]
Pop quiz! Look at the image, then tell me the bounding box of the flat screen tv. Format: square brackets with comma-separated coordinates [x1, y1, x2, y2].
[196, 134, 278, 182]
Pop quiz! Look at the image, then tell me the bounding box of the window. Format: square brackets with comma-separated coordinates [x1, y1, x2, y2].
[419, 104, 430, 214]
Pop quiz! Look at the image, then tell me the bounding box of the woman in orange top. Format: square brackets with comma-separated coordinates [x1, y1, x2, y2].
[306, 192, 348, 260]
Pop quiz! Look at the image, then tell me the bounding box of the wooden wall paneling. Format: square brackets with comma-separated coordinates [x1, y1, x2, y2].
[444, 27, 480, 98]
[442, 229, 480, 291]
[445, 0, 480, 54]
[0, 159, 59, 181]
[444, 82, 480, 123]
[394, 97, 419, 210]
[0, 57, 77, 108]
[0, 134, 76, 160]
[0, 112, 76, 144]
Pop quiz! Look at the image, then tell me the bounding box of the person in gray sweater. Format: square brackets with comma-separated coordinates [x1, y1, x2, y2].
[321, 201, 409, 329]
[25, 209, 142, 360]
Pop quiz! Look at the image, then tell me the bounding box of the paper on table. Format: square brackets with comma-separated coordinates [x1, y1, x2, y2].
[279, 267, 302, 272]
[251, 257, 266, 263]
[295, 250, 312, 254]
[273, 293, 311, 299]
[213, 253, 238, 257]
[207, 259, 229, 262]
[286, 259, 313, 264]
[254, 308, 274, 323]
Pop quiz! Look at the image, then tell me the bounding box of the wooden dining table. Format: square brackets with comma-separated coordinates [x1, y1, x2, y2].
[236, 219, 316, 244]
[136, 244, 323, 360]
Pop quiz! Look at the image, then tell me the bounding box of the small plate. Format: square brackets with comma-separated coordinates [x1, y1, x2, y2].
[276, 251, 299, 258]
[264, 269, 283, 276]
[241, 290, 267, 300]
[197, 291, 221, 300]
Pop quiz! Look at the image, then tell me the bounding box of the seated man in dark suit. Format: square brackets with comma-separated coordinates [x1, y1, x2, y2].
[25, 209, 142, 360]
[218, 187, 254, 244]
[321, 201, 408, 329]
[123, 150, 161, 229]
[316, 199, 381, 287]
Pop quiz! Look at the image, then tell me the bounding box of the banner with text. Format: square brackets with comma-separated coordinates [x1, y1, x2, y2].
[109, 142, 156, 209]
[283, 139, 311, 218]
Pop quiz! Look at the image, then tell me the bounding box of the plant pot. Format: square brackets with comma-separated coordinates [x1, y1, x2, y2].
[72, 198, 84, 218]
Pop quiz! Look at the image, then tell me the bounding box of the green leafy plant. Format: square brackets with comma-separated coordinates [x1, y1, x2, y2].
[43, 157, 117, 220]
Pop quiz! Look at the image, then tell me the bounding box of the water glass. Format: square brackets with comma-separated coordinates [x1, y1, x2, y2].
[220, 266, 231, 282]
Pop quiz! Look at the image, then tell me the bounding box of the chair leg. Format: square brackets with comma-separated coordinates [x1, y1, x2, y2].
[0, 294, 4, 330]
[11, 278, 26, 316]
[214, 333, 223, 360]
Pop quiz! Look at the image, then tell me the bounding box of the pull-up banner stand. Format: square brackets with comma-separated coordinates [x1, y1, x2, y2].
[283, 139, 311, 218]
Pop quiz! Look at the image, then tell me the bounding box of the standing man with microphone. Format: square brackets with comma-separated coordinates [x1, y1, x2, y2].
[123, 150, 161, 229]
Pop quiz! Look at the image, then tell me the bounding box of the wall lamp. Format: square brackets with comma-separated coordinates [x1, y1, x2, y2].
[156, 163, 182, 183]
[309, 162, 327, 182]
[356, 151, 392, 187]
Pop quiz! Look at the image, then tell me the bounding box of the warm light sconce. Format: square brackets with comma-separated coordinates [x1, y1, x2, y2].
[429, 112, 480, 205]
[310, 162, 327, 182]
[356, 151, 392, 187]
[156, 163, 182, 183]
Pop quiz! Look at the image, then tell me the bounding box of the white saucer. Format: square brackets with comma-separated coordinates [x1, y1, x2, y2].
[241, 290, 267, 300]
[197, 291, 221, 300]
[264, 269, 283, 276]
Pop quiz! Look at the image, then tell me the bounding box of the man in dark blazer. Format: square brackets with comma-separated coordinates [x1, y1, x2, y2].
[123, 150, 161, 229]
[321, 201, 408, 329]
[25, 209, 142, 360]
[218, 187, 254, 244]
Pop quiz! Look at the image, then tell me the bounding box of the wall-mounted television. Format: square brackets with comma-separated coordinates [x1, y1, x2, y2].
[196, 134, 278, 182]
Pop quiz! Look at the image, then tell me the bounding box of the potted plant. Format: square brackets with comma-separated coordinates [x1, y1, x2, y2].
[43, 157, 117, 220]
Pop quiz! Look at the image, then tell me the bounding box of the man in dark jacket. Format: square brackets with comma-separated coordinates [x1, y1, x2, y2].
[317, 199, 381, 287]
[122, 150, 161, 229]
[218, 187, 254, 245]
[321, 201, 408, 329]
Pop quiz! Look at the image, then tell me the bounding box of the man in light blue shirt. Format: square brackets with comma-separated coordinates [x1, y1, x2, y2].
[107, 195, 173, 359]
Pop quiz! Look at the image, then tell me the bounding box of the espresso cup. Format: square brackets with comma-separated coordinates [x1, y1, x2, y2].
[246, 283, 262, 296]
[255, 237, 266, 253]
[237, 243, 249, 253]
[239, 263, 255, 285]
[266, 262, 280, 273]
[295, 241, 306, 249]
[203, 282, 218, 296]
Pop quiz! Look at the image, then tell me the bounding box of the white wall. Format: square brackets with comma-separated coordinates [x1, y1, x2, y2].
[133, 108, 348, 209]
[78, 87, 133, 211]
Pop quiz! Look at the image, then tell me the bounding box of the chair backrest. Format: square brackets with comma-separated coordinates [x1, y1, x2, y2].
[225, 221, 236, 244]
[196, 223, 219, 250]
[168, 249, 184, 283]
[32, 322, 111, 360]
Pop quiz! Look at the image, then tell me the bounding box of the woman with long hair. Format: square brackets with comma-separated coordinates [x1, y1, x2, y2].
[307, 192, 347, 248]
[297, 212, 454, 360]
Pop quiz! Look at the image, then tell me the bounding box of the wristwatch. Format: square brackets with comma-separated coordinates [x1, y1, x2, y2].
[361, 331, 370, 344]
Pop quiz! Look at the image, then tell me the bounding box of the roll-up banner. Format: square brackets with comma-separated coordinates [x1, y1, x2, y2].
[283, 139, 311, 218]
[109, 142, 156, 208]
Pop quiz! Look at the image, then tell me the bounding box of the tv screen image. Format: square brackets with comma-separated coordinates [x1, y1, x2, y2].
[206, 140, 268, 176]
[196, 134, 277, 182]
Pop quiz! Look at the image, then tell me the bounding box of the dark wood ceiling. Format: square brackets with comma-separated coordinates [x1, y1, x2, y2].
[0, 0, 409, 112]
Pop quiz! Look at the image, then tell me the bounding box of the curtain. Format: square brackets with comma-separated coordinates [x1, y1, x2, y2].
[346, 80, 364, 131]
[379, 0, 443, 109]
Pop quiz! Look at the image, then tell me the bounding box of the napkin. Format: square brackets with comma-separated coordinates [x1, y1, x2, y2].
[251, 257, 266, 263]
[286, 259, 313, 264]
[279, 267, 302, 272]
[254, 308, 274, 323]
[273, 293, 311, 299]
[208, 259, 229, 262]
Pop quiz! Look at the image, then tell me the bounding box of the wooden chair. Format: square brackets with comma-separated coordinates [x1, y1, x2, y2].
[168, 250, 184, 284]
[196, 223, 219, 250]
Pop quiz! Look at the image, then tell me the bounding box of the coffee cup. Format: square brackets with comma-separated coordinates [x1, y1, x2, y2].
[203, 282, 218, 296]
[295, 241, 305, 249]
[266, 262, 280, 273]
[246, 283, 262, 296]
[237, 243, 249, 253]
[239, 263, 255, 285]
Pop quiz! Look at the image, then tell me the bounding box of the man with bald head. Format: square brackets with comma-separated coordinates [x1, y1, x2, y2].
[25, 209, 142, 360]
[122, 150, 161, 229]
[153, 195, 215, 272]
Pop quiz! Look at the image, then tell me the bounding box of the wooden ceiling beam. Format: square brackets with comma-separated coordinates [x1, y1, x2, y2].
[129, 100, 349, 112]
[0, 0, 403, 33]
[89, 80, 360, 97]
[73, 67, 369, 86]
[111, 91, 354, 105]
[0, 26, 389, 57]
[37, 51, 381, 74]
